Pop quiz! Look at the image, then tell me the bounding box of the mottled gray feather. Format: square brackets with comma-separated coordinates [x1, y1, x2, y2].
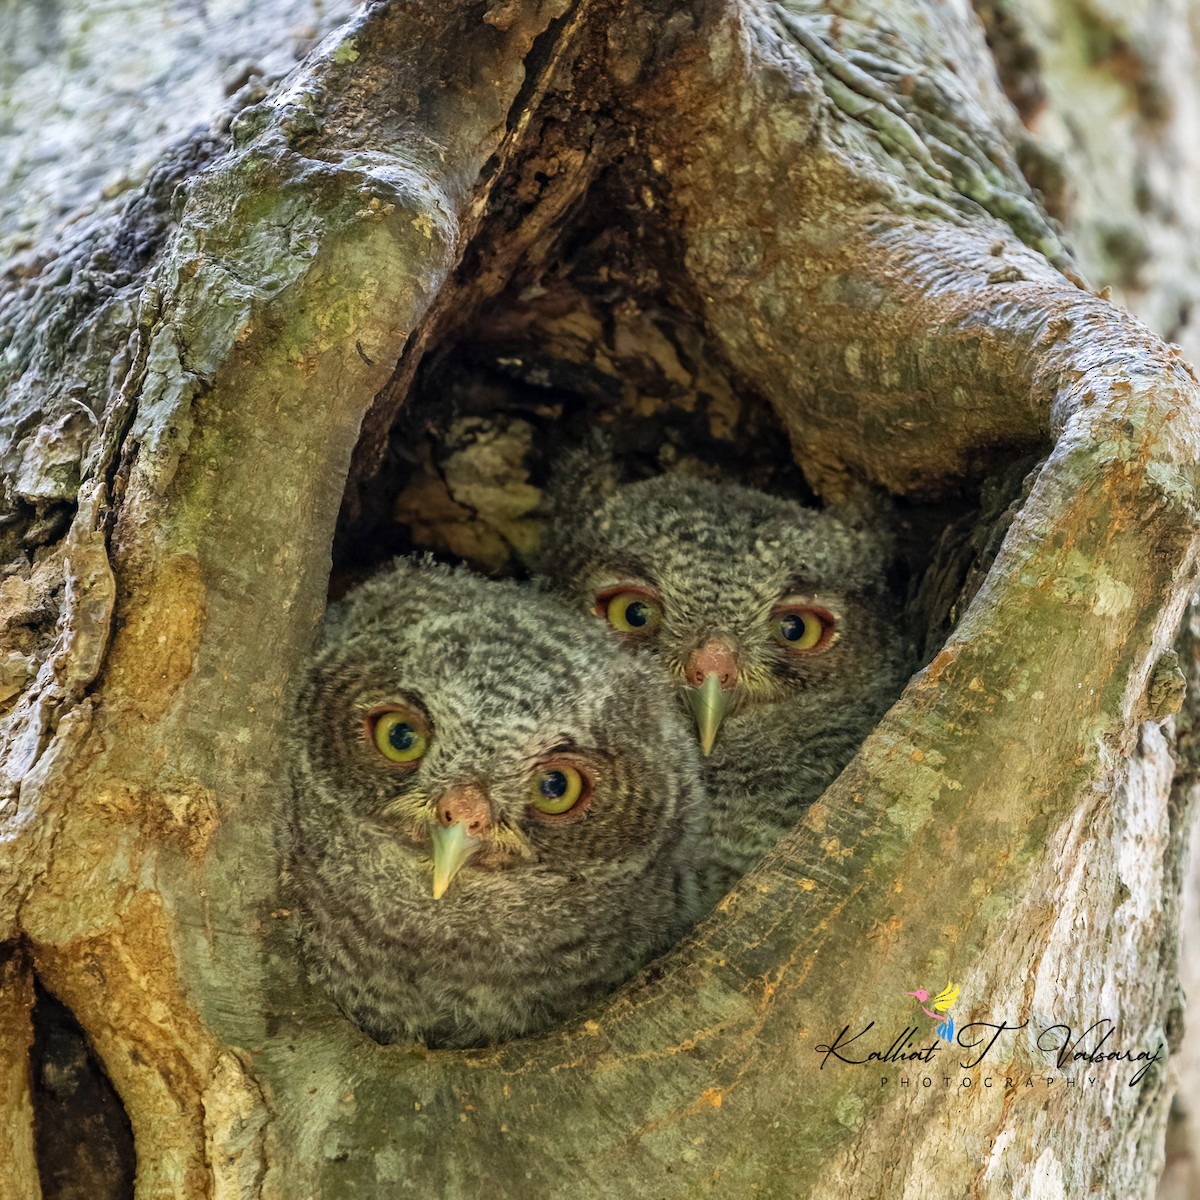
[540, 475, 912, 903]
[282, 557, 706, 1048]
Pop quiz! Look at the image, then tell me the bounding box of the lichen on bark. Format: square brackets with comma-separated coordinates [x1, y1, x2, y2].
[0, 1, 1198, 1197]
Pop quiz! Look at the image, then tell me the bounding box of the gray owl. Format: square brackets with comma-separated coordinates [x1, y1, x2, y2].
[541, 475, 911, 902]
[282, 557, 705, 1049]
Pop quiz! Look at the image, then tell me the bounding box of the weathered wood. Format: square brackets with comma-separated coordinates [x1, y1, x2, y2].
[0, 945, 37, 1200]
[0, 1, 1196, 1196]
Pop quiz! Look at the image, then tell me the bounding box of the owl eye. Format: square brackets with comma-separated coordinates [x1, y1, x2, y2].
[367, 708, 430, 764]
[772, 604, 836, 653]
[597, 587, 663, 635]
[529, 762, 592, 818]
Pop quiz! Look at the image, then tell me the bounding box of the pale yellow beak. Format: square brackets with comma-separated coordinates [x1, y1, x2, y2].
[682, 672, 736, 756]
[429, 821, 482, 900]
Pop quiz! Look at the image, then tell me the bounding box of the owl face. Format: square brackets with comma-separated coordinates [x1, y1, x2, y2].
[548, 476, 896, 754]
[302, 586, 691, 887]
[284, 558, 705, 1047]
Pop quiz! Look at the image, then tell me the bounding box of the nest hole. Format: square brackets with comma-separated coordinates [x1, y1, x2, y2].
[294, 77, 1052, 1053]
[332, 139, 1043, 625]
[331, 147, 1042, 652]
[29, 978, 136, 1200]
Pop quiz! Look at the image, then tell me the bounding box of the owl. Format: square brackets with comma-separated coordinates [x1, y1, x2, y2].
[540, 475, 911, 902]
[281, 557, 706, 1049]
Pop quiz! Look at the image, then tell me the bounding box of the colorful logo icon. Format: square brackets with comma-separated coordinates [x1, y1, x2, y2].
[906, 981, 960, 1042]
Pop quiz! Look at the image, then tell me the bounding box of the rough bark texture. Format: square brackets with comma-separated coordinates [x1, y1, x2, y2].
[960, 5, 1200, 1193]
[975, 0, 1200, 364]
[0, 0, 359, 261]
[1, 1, 1198, 1198]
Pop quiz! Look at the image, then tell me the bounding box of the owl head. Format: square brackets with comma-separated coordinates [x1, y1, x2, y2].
[284, 557, 706, 1046]
[542, 474, 903, 754]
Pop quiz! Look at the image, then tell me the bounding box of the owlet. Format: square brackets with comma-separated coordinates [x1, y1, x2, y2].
[540, 475, 911, 903]
[282, 557, 706, 1049]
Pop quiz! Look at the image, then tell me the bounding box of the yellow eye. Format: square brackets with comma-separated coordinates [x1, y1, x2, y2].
[530, 764, 590, 817]
[369, 710, 429, 764]
[773, 606, 834, 652]
[600, 590, 663, 635]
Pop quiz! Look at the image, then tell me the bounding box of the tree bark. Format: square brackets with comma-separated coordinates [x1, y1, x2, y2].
[1, 1, 1197, 1197]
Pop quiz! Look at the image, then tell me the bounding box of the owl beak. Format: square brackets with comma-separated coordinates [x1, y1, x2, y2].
[429, 783, 492, 899]
[429, 821, 482, 900]
[683, 672, 736, 756]
[683, 641, 740, 755]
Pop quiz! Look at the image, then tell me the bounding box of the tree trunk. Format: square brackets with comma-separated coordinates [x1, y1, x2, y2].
[2, 1, 1198, 1197]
